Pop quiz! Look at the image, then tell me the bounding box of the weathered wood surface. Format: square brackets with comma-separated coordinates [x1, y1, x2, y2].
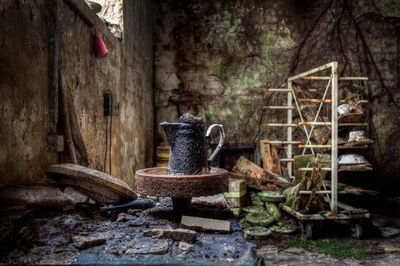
[229, 172, 288, 191]
[181, 215, 230, 233]
[60, 77, 89, 166]
[295, 163, 324, 213]
[233, 156, 283, 180]
[260, 140, 282, 176]
[46, 164, 137, 204]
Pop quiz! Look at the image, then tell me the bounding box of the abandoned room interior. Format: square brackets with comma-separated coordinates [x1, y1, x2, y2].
[1, 0, 400, 264]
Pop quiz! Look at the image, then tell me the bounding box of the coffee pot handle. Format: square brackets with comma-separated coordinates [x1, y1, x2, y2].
[205, 124, 225, 164]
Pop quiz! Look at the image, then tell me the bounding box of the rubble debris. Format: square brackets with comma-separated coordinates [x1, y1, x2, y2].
[228, 179, 246, 193]
[224, 179, 247, 209]
[144, 228, 164, 238]
[379, 227, 400, 238]
[128, 220, 145, 227]
[337, 104, 352, 115]
[293, 155, 315, 184]
[144, 228, 197, 243]
[191, 194, 227, 209]
[338, 154, 369, 165]
[260, 140, 282, 176]
[243, 226, 272, 240]
[348, 131, 373, 145]
[368, 247, 400, 254]
[179, 241, 194, 252]
[124, 239, 170, 255]
[225, 196, 247, 209]
[294, 163, 325, 213]
[72, 235, 106, 249]
[46, 163, 137, 205]
[230, 208, 241, 216]
[63, 186, 89, 204]
[162, 228, 197, 242]
[324, 181, 379, 196]
[0, 185, 75, 206]
[181, 215, 230, 233]
[372, 219, 386, 228]
[116, 213, 126, 222]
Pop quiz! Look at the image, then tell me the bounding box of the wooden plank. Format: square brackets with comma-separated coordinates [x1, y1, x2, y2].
[287, 81, 293, 177]
[263, 106, 295, 109]
[181, 216, 230, 233]
[259, 140, 282, 176]
[331, 61, 338, 214]
[263, 123, 297, 127]
[264, 88, 291, 92]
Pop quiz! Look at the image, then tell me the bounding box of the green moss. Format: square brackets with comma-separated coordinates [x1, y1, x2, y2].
[287, 236, 369, 259]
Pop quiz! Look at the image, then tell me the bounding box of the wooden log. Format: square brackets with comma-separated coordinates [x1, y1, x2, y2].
[295, 163, 324, 213]
[260, 140, 282, 176]
[231, 157, 290, 191]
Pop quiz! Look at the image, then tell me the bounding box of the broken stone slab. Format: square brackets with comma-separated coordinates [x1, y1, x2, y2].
[72, 235, 106, 249]
[116, 212, 136, 222]
[128, 220, 144, 227]
[178, 241, 193, 252]
[379, 227, 400, 238]
[181, 215, 230, 233]
[124, 239, 170, 255]
[0, 185, 75, 206]
[116, 213, 126, 222]
[63, 186, 89, 203]
[46, 163, 137, 205]
[143, 228, 197, 242]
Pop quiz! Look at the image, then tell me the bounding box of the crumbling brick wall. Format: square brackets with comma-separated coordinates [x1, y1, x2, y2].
[153, 0, 400, 191]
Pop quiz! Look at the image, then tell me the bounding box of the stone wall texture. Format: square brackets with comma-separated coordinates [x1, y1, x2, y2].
[153, 0, 400, 191]
[0, 0, 153, 188]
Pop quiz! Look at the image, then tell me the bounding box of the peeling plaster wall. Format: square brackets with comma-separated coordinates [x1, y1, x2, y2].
[153, 0, 400, 191]
[0, 0, 153, 187]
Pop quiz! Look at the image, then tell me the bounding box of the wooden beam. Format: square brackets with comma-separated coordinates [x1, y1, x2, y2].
[62, 0, 120, 48]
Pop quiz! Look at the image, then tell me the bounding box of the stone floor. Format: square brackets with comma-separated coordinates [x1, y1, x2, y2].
[0, 196, 400, 265]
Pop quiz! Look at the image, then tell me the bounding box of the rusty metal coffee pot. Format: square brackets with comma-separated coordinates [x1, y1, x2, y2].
[160, 119, 225, 175]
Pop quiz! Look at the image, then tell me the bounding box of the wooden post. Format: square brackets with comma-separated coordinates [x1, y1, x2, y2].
[287, 81, 293, 178]
[331, 62, 338, 213]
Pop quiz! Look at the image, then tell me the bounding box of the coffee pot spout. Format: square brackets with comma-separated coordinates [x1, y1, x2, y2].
[160, 122, 177, 149]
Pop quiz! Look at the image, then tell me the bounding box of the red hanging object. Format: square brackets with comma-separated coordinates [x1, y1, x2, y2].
[93, 35, 108, 58]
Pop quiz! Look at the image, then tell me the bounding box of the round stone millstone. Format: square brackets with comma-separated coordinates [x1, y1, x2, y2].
[243, 206, 265, 213]
[135, 167, 228, 198]
[243, 226, 272, 240]
[258, 191, 284, 203]
[269, 222, 297, 234]
[245, 211, 275, 227]
[265, 202, 281, 220]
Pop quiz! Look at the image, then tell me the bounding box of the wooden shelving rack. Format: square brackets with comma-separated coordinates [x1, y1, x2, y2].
[262, 62, 372, 238]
